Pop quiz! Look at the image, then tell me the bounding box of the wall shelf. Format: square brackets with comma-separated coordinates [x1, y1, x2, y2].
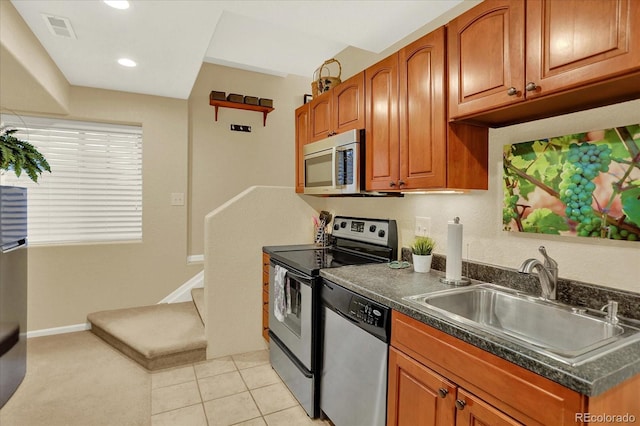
[209, 100, 275, 126]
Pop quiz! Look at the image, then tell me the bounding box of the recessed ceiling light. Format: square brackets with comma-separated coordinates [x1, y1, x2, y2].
[117, 58, 137, 67]
[104, 1, 130, 10]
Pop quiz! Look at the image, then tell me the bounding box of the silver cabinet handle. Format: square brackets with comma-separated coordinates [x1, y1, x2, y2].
[507, 87, 518, 96]
[438, 388, 448, 398]
[455, 399, 466, 410]
[389, 181, 396, 187]
[525, 82, 538, 92]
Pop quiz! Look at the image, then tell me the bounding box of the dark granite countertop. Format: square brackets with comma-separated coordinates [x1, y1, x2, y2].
[319, 263, 640, 397]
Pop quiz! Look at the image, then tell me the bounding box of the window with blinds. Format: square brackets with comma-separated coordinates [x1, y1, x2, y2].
[0, 114, 142, 245]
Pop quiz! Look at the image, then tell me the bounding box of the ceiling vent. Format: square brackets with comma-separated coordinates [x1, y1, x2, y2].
[42, 14, 77, 39]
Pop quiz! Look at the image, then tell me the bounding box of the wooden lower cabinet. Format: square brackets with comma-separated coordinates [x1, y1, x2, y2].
[389, 311, 640, 426]
[455, 389, 523, 426]
[388, 347, 520, 426]
[262, 252, 270, 341]
[388, 347, 456, 426]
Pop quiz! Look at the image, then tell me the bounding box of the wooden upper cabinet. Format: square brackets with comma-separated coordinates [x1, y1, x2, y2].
[448, 0, 526, 119]
[309, 72, 365, 143]
[332, 72, 365, 135]
[367, 29, 487, 192]
[526, 0, 640, 98]
[309, 92, 332, 142]
[294, 103, 309, 193]
[399, 27, 447, 189]
[449, 0, 640, 122]
[365, 53, 400, 191]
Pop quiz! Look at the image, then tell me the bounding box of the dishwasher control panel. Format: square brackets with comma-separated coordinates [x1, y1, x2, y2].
[349, 297, 385, 328]
[322, 279, 390, 342]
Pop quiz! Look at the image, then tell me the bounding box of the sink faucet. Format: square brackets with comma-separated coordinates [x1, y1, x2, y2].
[518, 246, 558, 300]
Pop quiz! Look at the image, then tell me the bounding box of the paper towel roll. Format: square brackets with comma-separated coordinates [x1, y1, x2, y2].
[446, 217, 463, 281]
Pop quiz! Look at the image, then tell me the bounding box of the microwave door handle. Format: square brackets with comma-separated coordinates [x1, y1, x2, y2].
[332, 146, 339, 189]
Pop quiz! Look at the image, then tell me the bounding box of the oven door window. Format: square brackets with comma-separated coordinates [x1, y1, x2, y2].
[281, 277, 303, 337]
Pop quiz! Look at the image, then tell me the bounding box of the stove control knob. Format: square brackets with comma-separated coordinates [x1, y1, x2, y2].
[369, 225, 377, 233]
[340, 221, 347, 228]
[333, 223, 339, 231]
[378, 230, 386, 238]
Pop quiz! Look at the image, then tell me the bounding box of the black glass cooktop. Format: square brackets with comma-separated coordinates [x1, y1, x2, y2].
[270, 247, 386, 277]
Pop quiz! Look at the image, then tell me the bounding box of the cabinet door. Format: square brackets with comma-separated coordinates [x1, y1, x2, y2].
[526, 0, 640, 98]
[388, 347, 456, 426]
[309, 91, 332, 142]
[455, 389, 523, 426]
[332, 72, 365, 134]
[365, 53, 400, 191]
[294, 103, 309, 193]
[448, 0, 525, 119]
[399, 27, 446, 189]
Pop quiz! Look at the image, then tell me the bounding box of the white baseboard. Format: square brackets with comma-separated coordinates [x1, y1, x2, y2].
[27, 322, 91, 338]
[158, 270, 204, 304]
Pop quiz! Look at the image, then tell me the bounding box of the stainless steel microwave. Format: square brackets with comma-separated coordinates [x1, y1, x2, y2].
[303, 129, 363, 195]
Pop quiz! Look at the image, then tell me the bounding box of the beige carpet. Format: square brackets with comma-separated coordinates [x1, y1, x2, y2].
[88, 302, 206, 370]
[0, 331, 150, 426]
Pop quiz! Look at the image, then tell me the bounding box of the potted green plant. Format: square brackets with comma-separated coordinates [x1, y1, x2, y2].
[0, 128, 50, 183]
[411, 236, 436, 273]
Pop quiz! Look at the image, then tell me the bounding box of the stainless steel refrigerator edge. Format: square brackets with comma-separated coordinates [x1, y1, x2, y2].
[0, 186, 28, 408]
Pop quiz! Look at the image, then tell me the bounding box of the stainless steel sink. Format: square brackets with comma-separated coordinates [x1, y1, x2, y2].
[404, 284, 640, 366]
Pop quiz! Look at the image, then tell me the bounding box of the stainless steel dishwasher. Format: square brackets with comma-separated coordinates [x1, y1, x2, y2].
[320, 279, 390, 426]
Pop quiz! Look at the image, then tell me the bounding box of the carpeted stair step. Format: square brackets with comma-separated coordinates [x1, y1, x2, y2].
[191, 287, 205, 325]
[87, 302, 206, 371]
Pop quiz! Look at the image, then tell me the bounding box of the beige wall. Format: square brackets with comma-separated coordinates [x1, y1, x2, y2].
[23, 87, 201, 330]
[188, 63, 310, 255]
[0, 0, 69, 114]
[204, 186, 323, 358]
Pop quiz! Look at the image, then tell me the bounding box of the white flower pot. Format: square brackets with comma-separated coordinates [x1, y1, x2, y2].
[412, 254, 433, 273]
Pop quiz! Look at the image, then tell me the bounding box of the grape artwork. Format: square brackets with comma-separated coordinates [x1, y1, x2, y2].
[502, 125, 640, 242]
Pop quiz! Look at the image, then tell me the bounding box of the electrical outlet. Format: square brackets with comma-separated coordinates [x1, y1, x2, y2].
[415, 216, 431, 236]
[171, 192, 185, 206]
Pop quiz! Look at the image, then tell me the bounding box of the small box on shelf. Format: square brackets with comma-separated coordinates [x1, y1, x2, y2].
[210, 91, 226, 101]
[226, 93, 243, 103]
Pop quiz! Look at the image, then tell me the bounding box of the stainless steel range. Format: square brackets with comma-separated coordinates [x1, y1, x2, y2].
[267, 215, 398, 418]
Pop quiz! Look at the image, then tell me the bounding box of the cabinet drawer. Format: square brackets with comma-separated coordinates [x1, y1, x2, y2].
[391, 311, 584, 425]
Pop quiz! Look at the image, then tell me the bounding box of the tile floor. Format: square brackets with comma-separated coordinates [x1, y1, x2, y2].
[151, 349, 331, 426]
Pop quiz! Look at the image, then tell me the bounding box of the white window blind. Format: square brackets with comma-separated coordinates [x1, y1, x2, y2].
[0, 114, 142, 245]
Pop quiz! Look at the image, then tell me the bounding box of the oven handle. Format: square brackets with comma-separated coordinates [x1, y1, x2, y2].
[270, 260, 313, 287]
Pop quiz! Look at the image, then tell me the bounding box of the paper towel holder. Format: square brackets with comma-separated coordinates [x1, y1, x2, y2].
[439, 216, 471, 286]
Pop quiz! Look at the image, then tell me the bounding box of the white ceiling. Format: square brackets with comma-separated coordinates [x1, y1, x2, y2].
[10, 0, 463, 99]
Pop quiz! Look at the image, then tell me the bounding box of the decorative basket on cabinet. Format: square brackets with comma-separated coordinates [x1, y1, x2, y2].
[311, 58, 342, 98]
